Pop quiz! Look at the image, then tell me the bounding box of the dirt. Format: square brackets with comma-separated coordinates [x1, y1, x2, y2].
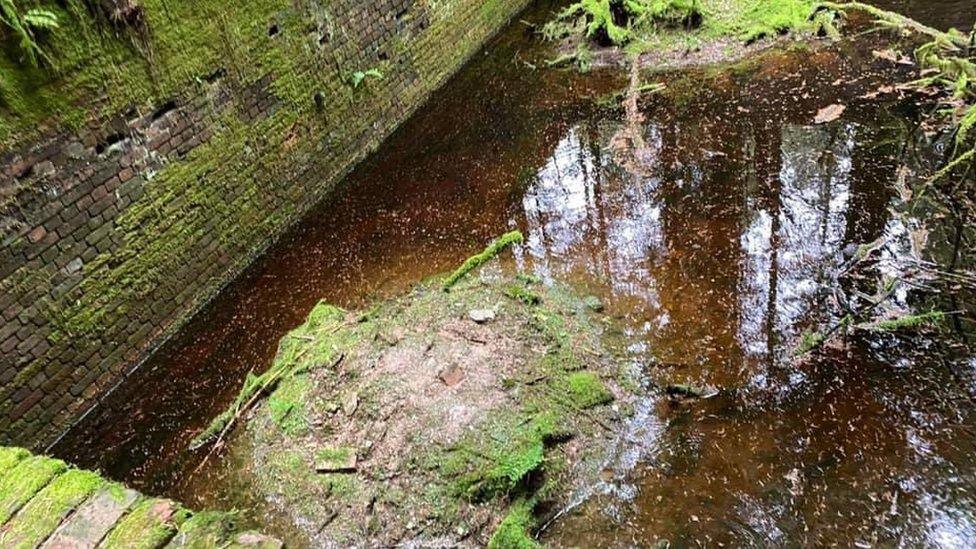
[220, 265, 635, 547]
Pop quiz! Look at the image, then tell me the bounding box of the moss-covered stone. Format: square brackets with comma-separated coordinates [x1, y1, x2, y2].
[0, 447, 29, 476]
[101, 498, 191, 549]
[165, 510, 242, 548]
[0, 468, 103, 548]
[0, 446, 278, 546]
[0, 456, 67, 525]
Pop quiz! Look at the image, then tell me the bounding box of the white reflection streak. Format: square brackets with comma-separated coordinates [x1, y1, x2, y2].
[739, 209, 773, 358]
[774, 123, 854, 339]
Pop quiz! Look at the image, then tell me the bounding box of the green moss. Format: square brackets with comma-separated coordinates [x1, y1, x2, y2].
[101, 498, 191, 549]
[488, 499, 539, 549]
[736, 0, 815, 43]
[443, 231, 524, 289]
[565, 372, 613, 409]
[0, 456, 67, 525]
[190, 302, 350, 449]
[865, 311, 946, 332]
[257, 449, 357, 517]
[268, 374, 311, 436]
[0, 447, 29, 475]
[794, 329, 826, 356]
[504, 284, 542, 305]
[1, 469, 103, 548]
[315, 446, 354, 466]
[166, 510, 240, 548]
[446, 410, 565, 500]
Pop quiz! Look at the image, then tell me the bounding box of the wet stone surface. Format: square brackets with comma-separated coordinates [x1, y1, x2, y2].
[52, 0, 976, 546]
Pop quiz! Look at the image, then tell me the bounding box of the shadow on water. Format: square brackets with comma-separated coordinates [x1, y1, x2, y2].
[53, 0, 976, 545]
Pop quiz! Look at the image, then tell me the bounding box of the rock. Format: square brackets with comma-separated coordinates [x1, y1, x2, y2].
[468, 309, 496, 324]
[665, 384, 718, 400]
[316, 447, 358, 473]
[342, 392, 359, 416]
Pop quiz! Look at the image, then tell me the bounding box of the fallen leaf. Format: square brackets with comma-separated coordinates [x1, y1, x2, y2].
[814, 104, 846, 124]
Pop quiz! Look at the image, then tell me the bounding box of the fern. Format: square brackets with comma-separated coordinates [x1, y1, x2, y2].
[542, 0, 701, 47]
[0, 0, 59, 68]
[348, 68, 384, 88]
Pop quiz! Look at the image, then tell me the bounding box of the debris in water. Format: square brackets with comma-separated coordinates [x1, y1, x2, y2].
[814, 104, 846, 124]
[665, 384, 717, 400]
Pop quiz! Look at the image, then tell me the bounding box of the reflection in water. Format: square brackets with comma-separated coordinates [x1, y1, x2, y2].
[516, 82, 976, 545]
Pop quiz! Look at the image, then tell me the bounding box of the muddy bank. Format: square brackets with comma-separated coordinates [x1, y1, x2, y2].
[202, 248, 636, 547]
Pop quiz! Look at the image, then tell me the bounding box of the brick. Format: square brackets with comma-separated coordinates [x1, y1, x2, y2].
[0, 0, 528, 448]
[26, 225, 47, 243]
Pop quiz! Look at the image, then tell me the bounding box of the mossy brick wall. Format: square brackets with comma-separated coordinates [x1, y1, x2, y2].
[0, 0, 529, 448]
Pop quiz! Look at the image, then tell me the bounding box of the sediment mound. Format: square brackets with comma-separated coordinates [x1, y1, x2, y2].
[210, 267, 633, 547]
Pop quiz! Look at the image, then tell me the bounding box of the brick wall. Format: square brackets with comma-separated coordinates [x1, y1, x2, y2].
[0, 0, 530, 448]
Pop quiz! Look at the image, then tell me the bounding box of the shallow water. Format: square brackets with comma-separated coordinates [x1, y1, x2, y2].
[53, 1, 976, 545]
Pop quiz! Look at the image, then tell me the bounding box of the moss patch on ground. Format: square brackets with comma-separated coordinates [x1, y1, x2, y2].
[214, 255, 633, 546]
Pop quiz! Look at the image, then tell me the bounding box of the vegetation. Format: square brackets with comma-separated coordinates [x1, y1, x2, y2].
[443, 231, 524, 289]
[0, 0, 59, 69]
[1, 469, 102, 547]
[101, 498, 191, 548]
[190, 303, 348, 450]
[542, 0, 821, 65]
[488, 498, 539, 549]
[0, 456, 67, 525]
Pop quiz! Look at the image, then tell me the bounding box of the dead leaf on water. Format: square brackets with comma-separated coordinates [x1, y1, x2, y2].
[814, 104, 846, 124]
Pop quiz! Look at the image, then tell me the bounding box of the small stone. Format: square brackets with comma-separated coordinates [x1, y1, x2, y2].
[468, 309, 495, 324]
[342, 392, 359, 416]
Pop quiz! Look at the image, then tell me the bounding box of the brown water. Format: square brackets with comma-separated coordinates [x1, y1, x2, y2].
[53, 1, 976, 546]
